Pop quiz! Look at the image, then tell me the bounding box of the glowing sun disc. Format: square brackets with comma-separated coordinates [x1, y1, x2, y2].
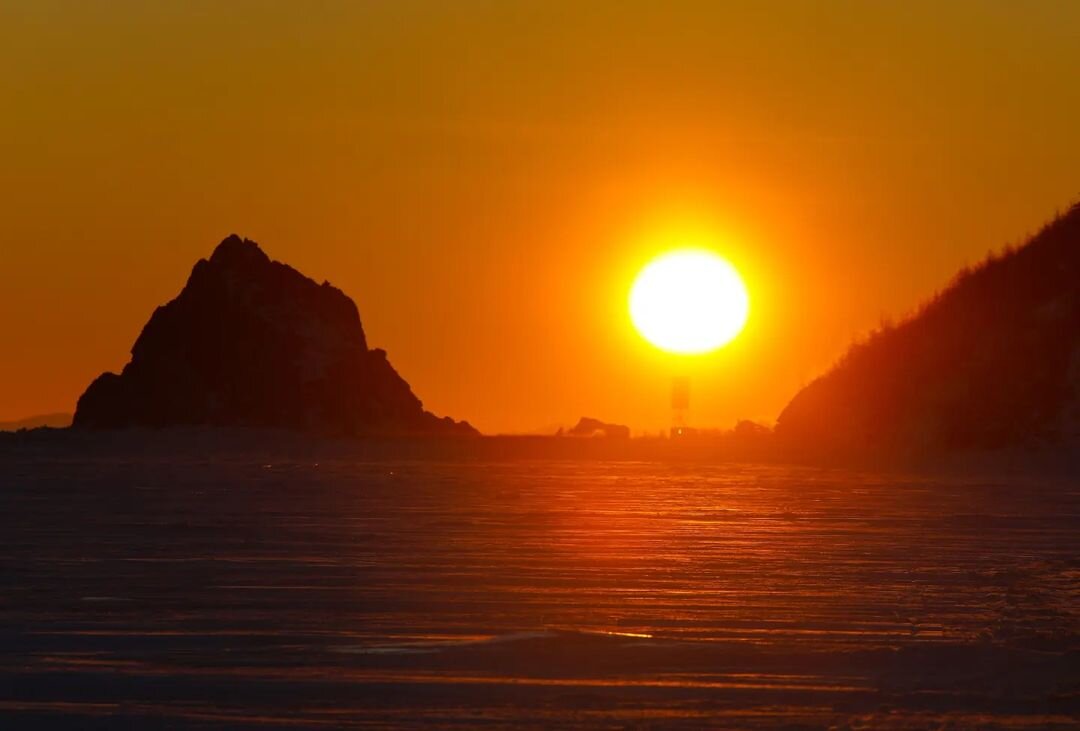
[630, 250, 749, 354]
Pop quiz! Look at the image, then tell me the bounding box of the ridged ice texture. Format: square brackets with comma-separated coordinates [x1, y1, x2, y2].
[2, 455, 1077, 728]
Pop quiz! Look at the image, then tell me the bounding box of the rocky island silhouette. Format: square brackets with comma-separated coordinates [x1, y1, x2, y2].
[74, 235, 475, 436]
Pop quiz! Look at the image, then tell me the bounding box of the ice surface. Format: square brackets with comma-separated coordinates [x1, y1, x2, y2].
[1, 441, 1077, 728]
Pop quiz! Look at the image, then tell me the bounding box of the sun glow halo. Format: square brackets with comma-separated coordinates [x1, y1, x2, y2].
[629, 250, 749, 354]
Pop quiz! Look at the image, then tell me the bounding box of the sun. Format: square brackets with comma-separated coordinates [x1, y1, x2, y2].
[629, 249, 749, 354]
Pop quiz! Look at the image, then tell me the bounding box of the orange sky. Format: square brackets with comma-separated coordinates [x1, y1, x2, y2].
[2, 1, 1078, 433]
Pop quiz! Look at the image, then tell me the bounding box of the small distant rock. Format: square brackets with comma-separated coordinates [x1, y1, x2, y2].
[564, 417, 631, 439]
[0, 413, 72, 431]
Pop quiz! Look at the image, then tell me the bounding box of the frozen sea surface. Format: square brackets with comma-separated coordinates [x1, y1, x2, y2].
[1, 447, 1078, 728]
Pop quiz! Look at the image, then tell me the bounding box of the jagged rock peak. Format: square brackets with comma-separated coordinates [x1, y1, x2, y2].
[209, 234, 271, 266]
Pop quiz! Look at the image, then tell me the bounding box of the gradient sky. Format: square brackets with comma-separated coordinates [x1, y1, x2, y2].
[2, 1, 1078, 433]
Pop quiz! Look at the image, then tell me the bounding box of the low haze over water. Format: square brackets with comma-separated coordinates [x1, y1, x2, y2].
[4, 450, 1077, 728]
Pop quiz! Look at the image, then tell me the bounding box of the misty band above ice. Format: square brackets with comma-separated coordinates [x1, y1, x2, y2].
[59, 199, 1080, 462]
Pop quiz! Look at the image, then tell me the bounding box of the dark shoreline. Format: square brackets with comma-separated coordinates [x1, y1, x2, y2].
[2, 426, 1076, 480]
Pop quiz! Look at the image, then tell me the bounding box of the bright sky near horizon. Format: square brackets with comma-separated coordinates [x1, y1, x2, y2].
[2, 1, 1078, 433]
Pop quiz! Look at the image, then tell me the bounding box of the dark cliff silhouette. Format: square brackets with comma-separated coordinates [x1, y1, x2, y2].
[74, 235, 475, 435]
[777, 203, 1080, 457]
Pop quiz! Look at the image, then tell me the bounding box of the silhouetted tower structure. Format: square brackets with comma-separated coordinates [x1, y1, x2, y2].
[671, 376, 690, 438]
